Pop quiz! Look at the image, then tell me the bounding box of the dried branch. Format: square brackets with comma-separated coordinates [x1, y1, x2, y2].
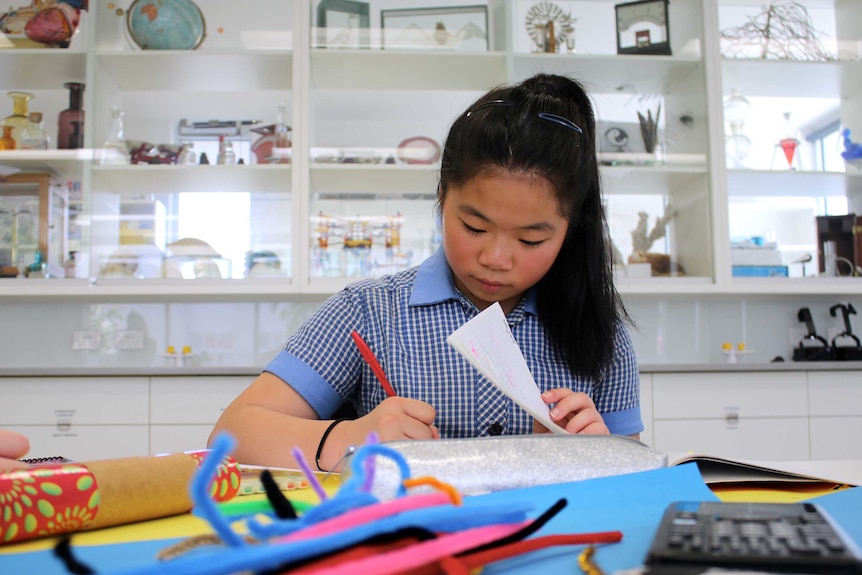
[721, 1, 834, 61]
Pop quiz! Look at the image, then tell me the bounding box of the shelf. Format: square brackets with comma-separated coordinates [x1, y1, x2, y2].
[310, 49, 508, 91]
[616, 276, 719, 295]
[0, 277, 302, 302]
[726, 169, 856, 197]
[91, 164, 292, 195]
[511, 54, 703, 94]
[96, 50, 293, 92]
[0, 150, 90, 181]
[726, 277, 862, 295]
[600, 166, 708, 196]
[721, 58, 860, 99]
[0, 50, 87, 90]
[310, 164, 439, 197]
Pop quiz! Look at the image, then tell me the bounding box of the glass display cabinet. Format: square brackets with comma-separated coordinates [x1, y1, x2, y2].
[0, 0, 858, 300]
[717, 0, 862, 290]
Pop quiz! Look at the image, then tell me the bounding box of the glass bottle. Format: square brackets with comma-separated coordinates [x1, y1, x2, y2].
[182, 142, 197, 165]
[58, 82, 85, 150]
[775, 111, 801, 170]
[726, 123, 752, 169]
[272, 101, 291, 164]
[723, 88, 751, 169]
[723, 88, 751, 127]
[2, 91, 33, 149]
[216, 134, 226, 164]
[20, 112, 50, 150]
[100, 106, 129, 164]
[222, 140, 236, 164]
[0, 125, 15, 150]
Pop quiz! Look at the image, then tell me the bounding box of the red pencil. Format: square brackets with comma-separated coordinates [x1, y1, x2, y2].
[351, 330, 397, 397]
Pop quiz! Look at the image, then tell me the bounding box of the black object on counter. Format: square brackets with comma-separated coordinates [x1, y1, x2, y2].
[792, 307, 834, 361]
[830, 303, 862, 361]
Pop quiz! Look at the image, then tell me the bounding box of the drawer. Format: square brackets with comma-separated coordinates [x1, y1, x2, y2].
[150, 376, 250, 424]
[0, 377, 149, 425]
[150, 424, 213, 455]
[809, 416, 862, 460]
[653, 418, 809, 461]
[652, 372, 808, 420]
[7, 424, 149, 461]
[807, 371, 862, 417]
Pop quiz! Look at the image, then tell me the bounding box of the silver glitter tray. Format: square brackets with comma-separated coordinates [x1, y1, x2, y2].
[344, 434, 668, 500]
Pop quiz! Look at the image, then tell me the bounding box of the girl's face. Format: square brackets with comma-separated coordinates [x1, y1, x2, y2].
[440, 169, 569, 315]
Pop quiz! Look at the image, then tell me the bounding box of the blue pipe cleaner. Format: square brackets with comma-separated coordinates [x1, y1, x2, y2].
[189, 432, 246, 548]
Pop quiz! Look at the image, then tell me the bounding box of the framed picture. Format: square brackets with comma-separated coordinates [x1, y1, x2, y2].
[381, 5, 489, 51]
[315, 0, 370, 49]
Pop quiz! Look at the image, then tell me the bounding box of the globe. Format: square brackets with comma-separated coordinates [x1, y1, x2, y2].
[126, 0, 205, 50]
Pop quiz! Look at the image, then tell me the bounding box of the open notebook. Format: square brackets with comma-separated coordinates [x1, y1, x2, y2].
[668, 453, 862, 487]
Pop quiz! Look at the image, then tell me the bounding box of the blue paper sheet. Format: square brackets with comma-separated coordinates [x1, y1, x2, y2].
[805, 485, 862, 549]
[0, 462, 717, 574]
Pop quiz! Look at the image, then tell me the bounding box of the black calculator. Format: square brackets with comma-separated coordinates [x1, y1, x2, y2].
[644, 501, 862, 574]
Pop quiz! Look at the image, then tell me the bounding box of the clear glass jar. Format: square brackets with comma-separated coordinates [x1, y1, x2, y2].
[100, 106, 129, 164]
[20, 112, 50, 150]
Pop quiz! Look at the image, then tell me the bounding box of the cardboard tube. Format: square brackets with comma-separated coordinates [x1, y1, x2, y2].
[85, 453, 199, 529]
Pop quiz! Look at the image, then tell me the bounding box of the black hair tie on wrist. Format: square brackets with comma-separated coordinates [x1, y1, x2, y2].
[315, 418, 349, 472]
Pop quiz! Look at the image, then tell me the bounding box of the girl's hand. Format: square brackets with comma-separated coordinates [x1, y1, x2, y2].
[535, 389, 610, 435]
[356, 397, 440, 441]
[333, 397, 439, 460]
[0, 429, 31, 471]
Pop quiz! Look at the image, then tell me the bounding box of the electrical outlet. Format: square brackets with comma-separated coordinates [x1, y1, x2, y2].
[116, 330, 144, 350]
[72, 331, 101, 350]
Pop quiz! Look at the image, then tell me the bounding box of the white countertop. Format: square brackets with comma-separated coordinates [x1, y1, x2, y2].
[0, 362, 860, 377]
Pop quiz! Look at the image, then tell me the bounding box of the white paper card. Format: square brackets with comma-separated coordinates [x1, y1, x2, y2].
[447, 302, 568, 435]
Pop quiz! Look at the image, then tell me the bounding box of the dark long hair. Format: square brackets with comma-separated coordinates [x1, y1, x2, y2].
[439, 73, 628, 380]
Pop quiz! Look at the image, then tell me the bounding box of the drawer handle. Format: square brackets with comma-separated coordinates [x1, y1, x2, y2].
[725, 412, 739, 425]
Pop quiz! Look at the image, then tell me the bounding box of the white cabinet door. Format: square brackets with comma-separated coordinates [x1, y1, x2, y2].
[0, 377, 150, 460]
[639, 373, 654, 449]
[7, 424, 149, 461]
[807, 371, 862, 460]
[0, 377, 149, 425]
[150, 376, 251, 424]
[653, 418, 809, 460]
[651, 372, 810, 460]
[150, 425, 214, 455]
[149, 376, 251, 454]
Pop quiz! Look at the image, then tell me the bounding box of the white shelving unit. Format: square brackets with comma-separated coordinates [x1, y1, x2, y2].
[0, 0, 859, 301]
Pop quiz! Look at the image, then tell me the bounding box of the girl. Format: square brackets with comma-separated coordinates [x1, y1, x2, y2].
[211, 73, 641, 471]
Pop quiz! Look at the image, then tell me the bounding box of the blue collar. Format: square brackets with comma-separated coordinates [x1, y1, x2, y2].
[409, 248, 537, 315]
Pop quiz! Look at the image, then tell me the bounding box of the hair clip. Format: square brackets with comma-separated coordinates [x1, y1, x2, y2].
[538, 112, 583, 134]
[465, 99, 509, 117]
